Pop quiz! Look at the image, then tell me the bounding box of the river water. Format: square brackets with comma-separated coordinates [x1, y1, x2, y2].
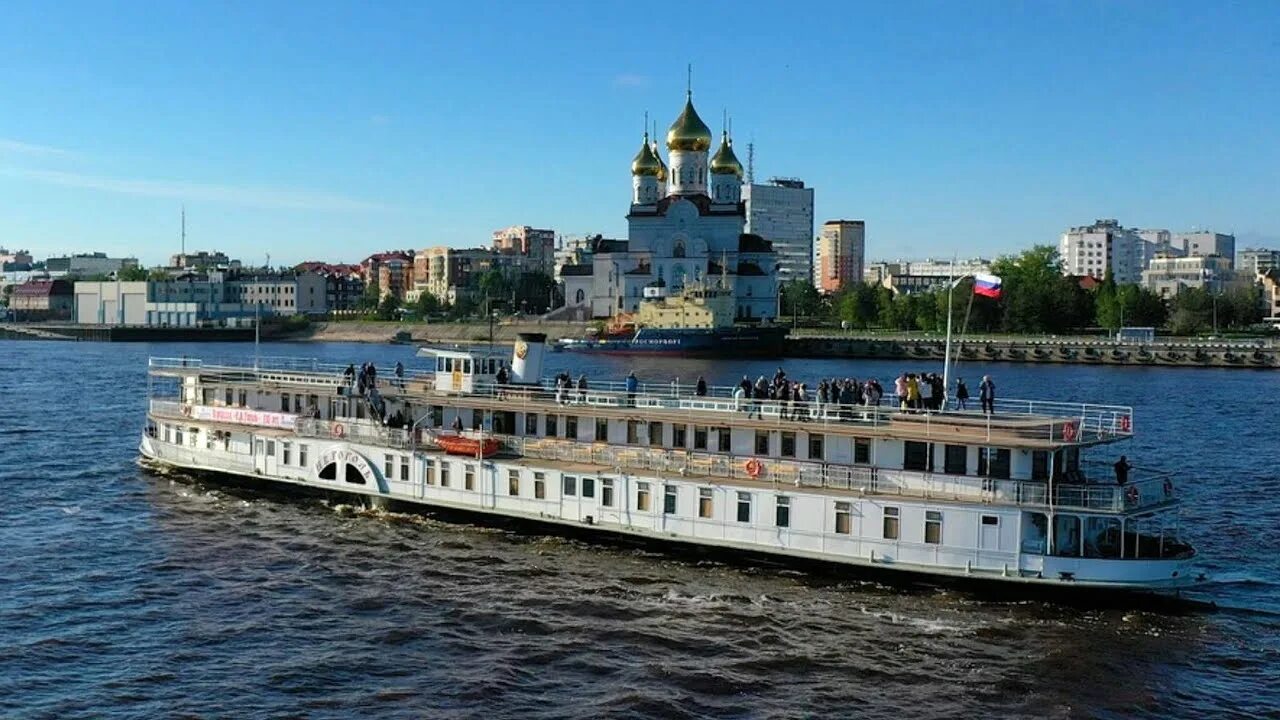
[1, 340, 1277, 719]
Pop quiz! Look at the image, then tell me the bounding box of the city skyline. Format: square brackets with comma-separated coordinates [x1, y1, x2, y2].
[1, 1, 1277, 267]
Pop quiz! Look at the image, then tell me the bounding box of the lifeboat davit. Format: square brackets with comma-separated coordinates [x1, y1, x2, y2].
[433, 432, 502, 458]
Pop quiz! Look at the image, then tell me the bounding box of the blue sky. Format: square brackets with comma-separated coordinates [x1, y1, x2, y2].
[1, 1, 1277, 267]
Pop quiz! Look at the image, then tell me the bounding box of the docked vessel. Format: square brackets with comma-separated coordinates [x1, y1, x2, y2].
[555, 282, 789, 357]
[140, 334, 1205, 595]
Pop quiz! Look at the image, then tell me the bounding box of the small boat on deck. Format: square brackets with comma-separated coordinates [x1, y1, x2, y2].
[432, 432, 501, 458]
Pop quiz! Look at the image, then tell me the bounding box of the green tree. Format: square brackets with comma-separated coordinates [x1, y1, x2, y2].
[376, 293, 400, 321]
[514, 271, 558, 314]
[147, 268, 171, 281]
[358, 281, 381, 312]
[415, 291, 441, 316]
[835, 283, 879, 329]
[118, 266, 149, 281]
[780, 279, 823, 320]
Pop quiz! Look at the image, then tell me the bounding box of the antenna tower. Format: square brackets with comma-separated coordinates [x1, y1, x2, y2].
[180, 206, 186, 256]
[746, 142, 755, 185]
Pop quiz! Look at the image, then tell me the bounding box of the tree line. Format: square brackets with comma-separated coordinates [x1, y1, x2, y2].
[781, 245, 1264, 336]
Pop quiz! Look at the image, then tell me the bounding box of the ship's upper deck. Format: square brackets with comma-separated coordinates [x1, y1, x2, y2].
[148, 355, 1134, 451]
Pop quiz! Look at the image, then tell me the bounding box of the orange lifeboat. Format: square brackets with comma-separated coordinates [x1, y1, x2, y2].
[433, 433, 502, 458]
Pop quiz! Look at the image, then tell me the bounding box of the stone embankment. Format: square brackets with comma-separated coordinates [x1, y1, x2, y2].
[787, 334, 1280, 368]
[294, 320, 588, 345]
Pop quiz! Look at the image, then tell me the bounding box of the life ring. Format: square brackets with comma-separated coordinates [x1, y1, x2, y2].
[744, 458, 764, 478]
[330, 422, 346, 439]
[1119, 415, 1131, 433]
[1163, 479, 1173, 497]
[1062, 421, 1078, 442]
[1125, 485, 1140, 505]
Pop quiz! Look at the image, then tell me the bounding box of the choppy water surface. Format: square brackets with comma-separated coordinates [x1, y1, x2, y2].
[2, 340, 1278, 719]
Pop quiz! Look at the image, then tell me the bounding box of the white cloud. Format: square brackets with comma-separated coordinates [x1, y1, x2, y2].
[0, 167, 386, 212]
[613, 73, 651, 88]
[0, 138, 73, 156]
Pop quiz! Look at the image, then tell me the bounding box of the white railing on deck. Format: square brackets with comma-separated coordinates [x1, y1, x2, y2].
[147, 355, 1131, 443]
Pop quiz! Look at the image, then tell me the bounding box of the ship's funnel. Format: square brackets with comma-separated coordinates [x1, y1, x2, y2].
[511, 333, 546, 384]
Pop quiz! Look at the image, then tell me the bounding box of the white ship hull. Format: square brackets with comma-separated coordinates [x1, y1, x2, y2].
[138, 431, 1202, 595]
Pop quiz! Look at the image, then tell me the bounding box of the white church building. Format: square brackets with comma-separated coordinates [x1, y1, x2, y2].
[562, 92, 779, 321]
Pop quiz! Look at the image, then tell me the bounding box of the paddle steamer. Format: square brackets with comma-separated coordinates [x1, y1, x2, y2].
[139, 334, 1204, 593]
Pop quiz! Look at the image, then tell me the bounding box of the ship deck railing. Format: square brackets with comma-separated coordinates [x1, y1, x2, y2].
[492, 434, 1175, 514]
[147, 398, 1171, 514]
[146, 356, 1135, 446]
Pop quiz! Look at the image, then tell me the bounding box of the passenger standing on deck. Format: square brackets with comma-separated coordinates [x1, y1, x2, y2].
[1114, 455, 1133, 485]
[344, 363, 355, 389]
[695, 376, 707, 397]
[625, 371, 638, 407]
[394, 361, 404, 389]
[577, 374, 588, 405]
[733, 383, 746, 411]
[955, 378, 970, 411]
[794, 383, 808, 421]
[817, 380, 829, 419]
[452, 415, 464, 433]
[751, 376, 768, 419]
[921, 373, 934, 411]
[979, 375, 996, 414]
[895, 373, 908, 410]
[739, 376, 752, 400]
[906, 374, 921, 411]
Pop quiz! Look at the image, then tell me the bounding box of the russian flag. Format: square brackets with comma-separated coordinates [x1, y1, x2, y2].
[973, 273, 1002, 299]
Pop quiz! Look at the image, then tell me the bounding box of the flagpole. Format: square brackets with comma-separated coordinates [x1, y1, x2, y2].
[943, 262, 955, 410]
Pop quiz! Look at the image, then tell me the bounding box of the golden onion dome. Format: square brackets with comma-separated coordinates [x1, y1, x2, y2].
[709, 132, 743, 177]
[652, 141, 668, 181]
[631, 133, 661, 177]
[666, 95, 713, 152]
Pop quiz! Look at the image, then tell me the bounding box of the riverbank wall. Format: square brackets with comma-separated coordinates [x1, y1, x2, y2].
[0, 323, 257, 342]
[786, 335, 1280, 368]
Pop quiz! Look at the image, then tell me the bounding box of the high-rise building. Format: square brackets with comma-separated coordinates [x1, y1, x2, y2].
[743, 178, 814, 287]
[1059, 219, 1152, 284]
[1240, 248, 1280, 276]
[1141, 255, 1242, 298]
[492, 225, 556, 274]
[1174, 231, 1235, 266]
[816, 220, 865, 294]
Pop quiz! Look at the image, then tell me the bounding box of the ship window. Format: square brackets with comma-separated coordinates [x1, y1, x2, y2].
[601, 479, 615, 507]
[637, 482, 651, 511]
[400, 456, 409, 481]
[525, 413, 538, 435]
[883, 506, 900, 539]
[441, 463, 451, 487]
[736, 492, 751, 523]
[904, 441, 932, 472]
[463, 464, 474, 490]
[1031, 450, 1050, 481]
[563, 475, 577, 497]
[834, 502, 852, 534]
[431, 405, 443, 427]
[425, 459, 436, 485]
[698, 488, 713, 518]
[566, 415, 578, 439]
[471, 412, 482, 431]
[508, 469, 520, 496]
[808, 433, 824, 460]
[266, 440, 275, 456]
[775, 496, 791, 527]
[282, 442, 292, 465]
[299, 444, 308, 467]
[582, 477, 595, 498]
[694, 426, 708, 450]
[717, 427, 731, 452]
[673, 424, 687, 448]
[546, 414, 558, 437]
[854, 438, 871, 464]
[780, 432, 796, 458]
[944, 445, 967, 475]
[663, 486, 677, 514]
[649, 421, 663, 446]
[319, 463, 337, 480]
[755, 430, 769, 455]
[345, 464, 366, 485]
[238, 390, 247, 407]
[627, 421, 640, 444]
[925, 511, 943, 544]
[281, 394, 290, 412]
[225, 388, 233, 406]
[595, 417, 608, 442]
[384, 454, 394, 478]
[978, 448, 1011, 479]
[174, 427, 183, 445]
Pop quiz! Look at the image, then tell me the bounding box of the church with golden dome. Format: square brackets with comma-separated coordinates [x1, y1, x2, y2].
[570, 90, 779, 321]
